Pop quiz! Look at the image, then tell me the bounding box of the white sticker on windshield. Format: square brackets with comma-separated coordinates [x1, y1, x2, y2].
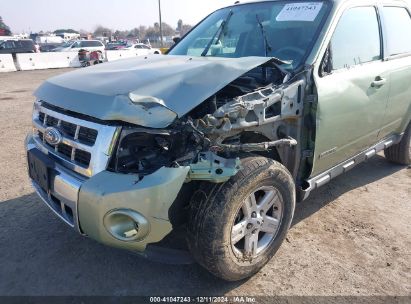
[276, 2, 323, 22]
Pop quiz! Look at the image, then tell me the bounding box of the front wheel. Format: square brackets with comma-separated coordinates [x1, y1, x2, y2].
[187, 156, 295, 281]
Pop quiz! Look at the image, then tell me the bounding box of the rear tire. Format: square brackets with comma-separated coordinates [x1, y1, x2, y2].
[187, 156, 295, 281]
[384, 123, 411, 165]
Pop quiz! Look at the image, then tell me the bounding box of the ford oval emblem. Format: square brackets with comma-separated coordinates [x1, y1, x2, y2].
[44, 127, 62, 146]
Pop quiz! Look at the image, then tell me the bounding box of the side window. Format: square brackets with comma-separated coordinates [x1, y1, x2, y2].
[81, 41, 91, 47]
[331, 7, 381, 70]
[21, 41, 32, 48]
[14, 41, 23, 48]
[5, 41, 15, 49]
[382, 7, 411, 56]
[90, 41, 102, 47]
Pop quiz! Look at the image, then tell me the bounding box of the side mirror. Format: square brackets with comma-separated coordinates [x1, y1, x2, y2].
[173, 37, 181, 44]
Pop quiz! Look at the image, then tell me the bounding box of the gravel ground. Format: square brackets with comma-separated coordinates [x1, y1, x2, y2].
[0, 69, 410, 298]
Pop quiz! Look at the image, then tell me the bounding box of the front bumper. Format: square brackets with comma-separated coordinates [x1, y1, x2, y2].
[26, 134, 189, 252]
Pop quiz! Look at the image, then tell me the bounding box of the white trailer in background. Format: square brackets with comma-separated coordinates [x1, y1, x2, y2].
[57, 33, 80, 41]
[36, 36, 64, 45]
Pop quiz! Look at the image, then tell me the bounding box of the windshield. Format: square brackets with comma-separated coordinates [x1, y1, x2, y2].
[60, 41, 74, 48]
[169, 1, 329, 69]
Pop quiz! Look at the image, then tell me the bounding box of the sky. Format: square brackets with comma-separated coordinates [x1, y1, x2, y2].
[2, 0, 411, 34]
[0, 0, 237, 33]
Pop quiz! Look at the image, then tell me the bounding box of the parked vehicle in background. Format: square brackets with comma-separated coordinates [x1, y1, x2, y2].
[0, 39, 36, 54]
[39, 44, 63, 53]
[124, 43, 161, 54]
[106, 42, 128, 50]
[36, 36, 64, 45]
[26, 0, 411, 282]
[52, 40, 105, 53]
[55, 32, 80, 41]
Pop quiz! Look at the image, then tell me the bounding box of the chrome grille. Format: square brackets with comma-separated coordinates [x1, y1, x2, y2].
[39, 112, 98, 147]
[32, 101, 120, 177]
[60, 121, 77, 138]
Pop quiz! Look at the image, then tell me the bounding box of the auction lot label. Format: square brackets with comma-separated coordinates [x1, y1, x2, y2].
[276, 2, 324, 21]
[0, 296, 409, 303]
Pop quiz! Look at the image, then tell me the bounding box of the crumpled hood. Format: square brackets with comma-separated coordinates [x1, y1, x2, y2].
[35, 55, 271, 127]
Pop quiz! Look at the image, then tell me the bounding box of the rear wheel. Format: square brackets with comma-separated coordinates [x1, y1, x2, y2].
[384, 123, 411, 165]
[187, 156, 295, 281]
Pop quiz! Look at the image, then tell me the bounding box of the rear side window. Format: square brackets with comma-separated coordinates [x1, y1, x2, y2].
[90, 41, 102, 47]
[14, 41, 23, 48]
[383, 7, 411, 56]
[80, 41, 102, 47]
[80, 41, 92, 47]
[21, 41, 33, 48]
[331, 7, 381, 70]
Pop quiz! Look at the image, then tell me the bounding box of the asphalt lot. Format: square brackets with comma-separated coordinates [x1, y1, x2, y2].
[0, 69, 410, 297]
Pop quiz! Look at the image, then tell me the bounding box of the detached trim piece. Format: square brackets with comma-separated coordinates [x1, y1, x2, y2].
[298, 134, 403, 201]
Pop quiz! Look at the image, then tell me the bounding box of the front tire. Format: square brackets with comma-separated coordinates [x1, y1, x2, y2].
[187, 156, 295, 281]
[384, 122, 411, 165]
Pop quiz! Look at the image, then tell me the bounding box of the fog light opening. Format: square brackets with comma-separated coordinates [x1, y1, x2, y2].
[104, 209, 150, 242]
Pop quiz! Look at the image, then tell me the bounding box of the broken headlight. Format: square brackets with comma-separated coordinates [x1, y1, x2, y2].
[111, 127, 192, 176]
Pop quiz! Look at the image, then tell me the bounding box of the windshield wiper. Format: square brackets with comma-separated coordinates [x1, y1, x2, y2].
[201, 10, 234, 57]
[256, 14, 272, 57]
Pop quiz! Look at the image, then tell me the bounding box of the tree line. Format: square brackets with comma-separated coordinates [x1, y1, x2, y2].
[0, 15, 193, 42]
[93, 20, 193, 41]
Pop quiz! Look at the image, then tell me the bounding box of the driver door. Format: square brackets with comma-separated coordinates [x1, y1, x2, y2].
[311, 5, 390, 176]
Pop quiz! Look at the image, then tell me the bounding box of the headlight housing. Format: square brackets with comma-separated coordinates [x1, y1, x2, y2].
[109, 127, 193, 176]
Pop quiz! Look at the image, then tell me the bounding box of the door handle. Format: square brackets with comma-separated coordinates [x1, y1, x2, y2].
[371, 77, 386, 88]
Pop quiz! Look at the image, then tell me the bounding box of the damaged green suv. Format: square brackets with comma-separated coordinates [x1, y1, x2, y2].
[26, 0, 411, 281]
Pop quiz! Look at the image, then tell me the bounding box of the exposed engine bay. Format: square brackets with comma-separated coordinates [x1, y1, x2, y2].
[110, 59, 306, 182]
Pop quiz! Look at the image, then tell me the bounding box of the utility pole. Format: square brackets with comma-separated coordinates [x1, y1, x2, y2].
[158, 0, 164, 47]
